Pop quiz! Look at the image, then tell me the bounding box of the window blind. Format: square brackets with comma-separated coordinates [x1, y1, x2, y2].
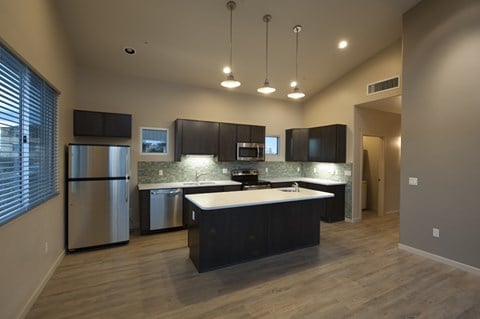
[0, 44, 58, 225]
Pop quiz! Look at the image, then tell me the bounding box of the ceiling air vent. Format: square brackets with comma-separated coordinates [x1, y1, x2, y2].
[367, 76, 399, 95]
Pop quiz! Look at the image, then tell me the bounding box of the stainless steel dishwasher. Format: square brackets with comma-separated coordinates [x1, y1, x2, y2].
[149, 188, 183, 230]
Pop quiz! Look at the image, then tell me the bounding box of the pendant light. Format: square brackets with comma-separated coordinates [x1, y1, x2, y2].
[257, 15, 276, 94]
[221, 1, 241, 88]
[288, 25, 305, 99]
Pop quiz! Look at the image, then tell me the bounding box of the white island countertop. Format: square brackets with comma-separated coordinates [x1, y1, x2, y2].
[264, 177, 347, 186]
[186, 187, 334, 210]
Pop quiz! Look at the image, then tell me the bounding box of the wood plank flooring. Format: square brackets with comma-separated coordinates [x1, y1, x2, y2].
[27, 213, 480, 318]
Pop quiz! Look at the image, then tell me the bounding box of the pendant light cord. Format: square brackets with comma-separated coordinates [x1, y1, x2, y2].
[295, 30, 299, 82]
[265, 18, 269, 81]
[229, 5, 233, 70]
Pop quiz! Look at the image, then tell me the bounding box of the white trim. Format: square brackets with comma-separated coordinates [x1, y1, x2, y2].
[385, 210, 399, 214]
[18, 251, 65, 319]
[140, 127, 169, 156]
[345, 217, 361, 223]
[398, 244, 480, 276]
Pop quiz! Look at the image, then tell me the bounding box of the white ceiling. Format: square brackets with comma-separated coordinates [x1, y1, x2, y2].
[54, 0, 420, 101]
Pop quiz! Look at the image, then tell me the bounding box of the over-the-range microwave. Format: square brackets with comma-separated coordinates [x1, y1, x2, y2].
[237, 142, 265, 161]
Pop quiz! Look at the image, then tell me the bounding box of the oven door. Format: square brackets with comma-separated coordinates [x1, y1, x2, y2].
[236, 143, 265, 161]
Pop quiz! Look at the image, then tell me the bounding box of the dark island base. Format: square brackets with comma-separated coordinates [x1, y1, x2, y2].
[187, 199, 326, 273]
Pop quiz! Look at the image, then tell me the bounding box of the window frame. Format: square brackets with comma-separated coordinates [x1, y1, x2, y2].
[140, 127, 169, 155]
[0, 43, 59, 226]
[265, 135, 280, 156]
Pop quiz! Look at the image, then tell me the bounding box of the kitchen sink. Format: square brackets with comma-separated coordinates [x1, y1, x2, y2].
[198, 182, 216, 185]
[279, 188, 298, 192]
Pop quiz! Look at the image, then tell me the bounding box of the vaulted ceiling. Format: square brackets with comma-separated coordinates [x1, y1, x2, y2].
[54, 0, 420, 100]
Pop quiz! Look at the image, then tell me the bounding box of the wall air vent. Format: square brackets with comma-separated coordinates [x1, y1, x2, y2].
[367, 76, 400, 95]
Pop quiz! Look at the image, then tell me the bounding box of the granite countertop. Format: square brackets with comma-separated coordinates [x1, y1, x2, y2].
[264, 177, 347, 186]
[138, 180, 242, 191]
[185, 187, 334, 210]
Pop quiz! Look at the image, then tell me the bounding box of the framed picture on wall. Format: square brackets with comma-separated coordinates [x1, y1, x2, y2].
[140, 127, 168, 155]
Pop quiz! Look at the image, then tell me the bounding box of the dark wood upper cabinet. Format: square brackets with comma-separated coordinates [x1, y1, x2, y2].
[218, 123, 237, 161]
[175, 119, 265, 162]
[217, 123, 265, 162]
[236, 125, 266, 143]
[285, 128, 309, 162]
[309, 124, 346, 163]
[104, 112, 132, 137]
[286, 124, 346, 163]
[74, 110, 132, 138]
[250, 125, 266, 143]
[175, 119, 219, 161]
[236, 125, 251, 142]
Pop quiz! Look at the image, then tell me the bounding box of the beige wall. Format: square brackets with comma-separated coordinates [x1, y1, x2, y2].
[0, 0, 76, 318]
[303, 40, 403, 220]
[401, 0, 480, 267]
[358, 107, 401, 216]
[75, 67, 303, 227]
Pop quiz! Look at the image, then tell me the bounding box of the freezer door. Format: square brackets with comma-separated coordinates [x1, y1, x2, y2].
[68, 144, 130, 179]
[68, 179, 129, 250]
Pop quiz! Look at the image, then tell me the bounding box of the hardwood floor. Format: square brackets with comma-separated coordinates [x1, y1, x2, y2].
[27, 213, 480, 318]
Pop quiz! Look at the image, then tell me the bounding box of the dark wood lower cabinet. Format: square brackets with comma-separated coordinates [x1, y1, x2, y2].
[299, 182, 345, 222]
[187, 199, 325, 272]
[182, 185, 241, 227]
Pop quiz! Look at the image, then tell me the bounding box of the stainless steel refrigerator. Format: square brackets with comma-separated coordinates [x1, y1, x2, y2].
[67, 144, 130, 251]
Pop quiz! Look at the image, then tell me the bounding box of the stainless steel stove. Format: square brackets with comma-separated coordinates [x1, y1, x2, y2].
[231, 169, 271, 190]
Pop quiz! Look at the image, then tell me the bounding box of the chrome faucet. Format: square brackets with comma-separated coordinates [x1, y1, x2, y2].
[292, 182, 299, 192]
[195, 171, 207, 182]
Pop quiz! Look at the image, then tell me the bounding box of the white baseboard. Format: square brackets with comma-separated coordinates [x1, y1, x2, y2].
[19, 251, 65, 319]
[398, 243, 480, 276]
[385, 210, 399, 214]
[345, 217, 361, 223]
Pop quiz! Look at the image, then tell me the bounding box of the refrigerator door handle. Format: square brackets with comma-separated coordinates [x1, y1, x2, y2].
[125, 178, 129, 202]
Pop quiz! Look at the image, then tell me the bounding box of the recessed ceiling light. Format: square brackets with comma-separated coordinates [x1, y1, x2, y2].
[124, 47, 136, 55]
[338, 40, 348, 49]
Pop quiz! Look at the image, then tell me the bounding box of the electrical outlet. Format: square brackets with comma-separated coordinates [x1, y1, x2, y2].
[344, 170, 351, 176]
[313, 168, 317, 173]
[44, 242, 48, 254]
[158, 169, 163, 176]
[433, 228, 439, 238]
[408, 177, 418, 185]
[222, 168, 228, 174]
[265, 167, 269, 173]
[297, 167, 300, 172]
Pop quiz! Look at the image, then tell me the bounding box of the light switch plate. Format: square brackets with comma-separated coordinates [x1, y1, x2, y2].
[433, 228, 439, 238]
[222, 168, 228, 174]
[158, 169, 163, 176]
[408, 177, 418, 185]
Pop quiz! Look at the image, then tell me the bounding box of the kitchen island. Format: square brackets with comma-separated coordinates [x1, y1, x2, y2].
[185, 188, 334, 272]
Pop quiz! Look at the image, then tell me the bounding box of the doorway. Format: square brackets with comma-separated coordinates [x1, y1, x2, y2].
[361, 135, 384, 218]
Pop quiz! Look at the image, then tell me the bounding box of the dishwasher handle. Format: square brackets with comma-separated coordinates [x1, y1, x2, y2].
[150, 188, 183, 196]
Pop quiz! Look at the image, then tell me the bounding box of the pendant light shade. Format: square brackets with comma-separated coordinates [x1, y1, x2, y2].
[288, 25, 305, 100]
[221, 1, 241, 88]
[257, 14, 276, 94]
